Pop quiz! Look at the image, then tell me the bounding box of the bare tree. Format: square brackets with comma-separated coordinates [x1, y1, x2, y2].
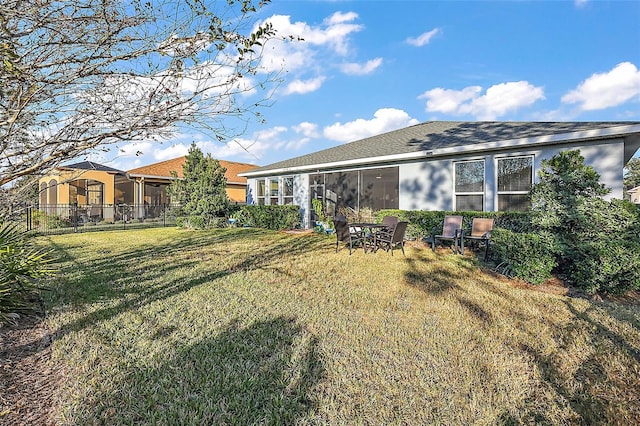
[0, 0, 281, 192]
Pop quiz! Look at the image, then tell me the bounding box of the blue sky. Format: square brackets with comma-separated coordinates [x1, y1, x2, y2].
[107, 0, 640, 171]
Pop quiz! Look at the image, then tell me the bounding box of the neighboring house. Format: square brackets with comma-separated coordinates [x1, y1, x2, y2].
[240, 121, 640, 229]
[38, 161, 130, 221]
[126, 156, 259, 205]
[39, 157, 258, 221]
[628, 186, 640, 204]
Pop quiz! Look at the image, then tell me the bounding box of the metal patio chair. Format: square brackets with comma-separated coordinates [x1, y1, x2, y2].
[460, 217, 494, 258]
[376, 221, 408, 256]
[430, 215, 463, 253]
[333, 216, 366, 254]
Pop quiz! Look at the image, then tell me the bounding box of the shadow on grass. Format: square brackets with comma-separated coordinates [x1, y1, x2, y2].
[403, 248, 640, 424]
[32, 229, 328, 348]
[403, 249, 478, 295]
[74, 316, 324, 425]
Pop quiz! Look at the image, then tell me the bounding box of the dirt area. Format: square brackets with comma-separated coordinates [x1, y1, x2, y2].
[0, 313, 64, 426]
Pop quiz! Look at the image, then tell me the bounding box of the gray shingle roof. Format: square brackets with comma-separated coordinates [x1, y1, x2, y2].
[61, 161, 125, 174]
[248, 121, 640, 175]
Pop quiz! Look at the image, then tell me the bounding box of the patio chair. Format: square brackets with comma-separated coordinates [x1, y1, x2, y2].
[373, 215, 399, 240]
[430, 215, 463, 253]
[333, 216, 366, 254]
[376, 221, 408, 256]
[460, 218, 494, 258]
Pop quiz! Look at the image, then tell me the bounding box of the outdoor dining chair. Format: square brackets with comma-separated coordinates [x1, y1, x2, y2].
[430, 215, 463, 253]
[460, 217, 494, 258]
[373, 215, 399, 240]
[376, 221, 408, 256]
[333, 216, 366, 254]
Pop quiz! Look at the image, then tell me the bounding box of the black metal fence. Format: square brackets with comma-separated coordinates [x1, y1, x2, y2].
[19, 203, 182, 235]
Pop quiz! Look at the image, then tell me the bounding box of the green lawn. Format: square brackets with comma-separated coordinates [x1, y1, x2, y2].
[41, 227, 640, 424]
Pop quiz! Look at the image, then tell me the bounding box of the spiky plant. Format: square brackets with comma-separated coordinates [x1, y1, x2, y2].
[0, 223, 56, 324]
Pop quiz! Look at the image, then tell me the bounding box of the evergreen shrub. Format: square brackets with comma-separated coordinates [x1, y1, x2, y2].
[531, 150, 640, 294]
[489, 228, 557, 285]
[233, 205, 300, 230]
[375, 209, 532, 240]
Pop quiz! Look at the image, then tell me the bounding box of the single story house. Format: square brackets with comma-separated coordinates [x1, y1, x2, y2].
[239, 121, 640, 229]
[39, 156, 258, 221]
[126, 156, 258, 205]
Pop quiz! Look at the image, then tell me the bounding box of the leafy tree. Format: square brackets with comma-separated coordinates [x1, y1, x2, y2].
[0, 0, 281, 203]
[624, 157, 640, 190]
[169, 144, 230, 226]
[530, 150, 640, 294]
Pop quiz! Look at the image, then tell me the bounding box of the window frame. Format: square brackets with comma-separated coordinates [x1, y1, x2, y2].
[282, 176, 294, 205]
[256, 179, 266, 205]
[269, 178, 279, 205]
[453, 159, 485, 211]
[495, 155, 534, 211]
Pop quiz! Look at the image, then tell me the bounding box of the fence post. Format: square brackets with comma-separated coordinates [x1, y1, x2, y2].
[73, 203, 78, 233]
[26, 206, 32, 231]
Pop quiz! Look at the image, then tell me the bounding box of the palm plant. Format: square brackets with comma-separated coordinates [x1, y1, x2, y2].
[0, 223, 56, 324]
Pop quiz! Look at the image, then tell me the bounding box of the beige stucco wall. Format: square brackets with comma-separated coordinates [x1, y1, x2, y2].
[227, 184, 247, 204]
[39, 169, 117, 205]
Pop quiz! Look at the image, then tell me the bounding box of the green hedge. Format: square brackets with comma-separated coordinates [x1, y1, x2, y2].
[374, 209, 533, 240]
[230, 205, 301, 230]
[488, 228, 557, 285]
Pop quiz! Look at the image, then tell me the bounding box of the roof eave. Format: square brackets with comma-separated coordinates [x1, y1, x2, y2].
[126, 173, 181, 180]
[240, 124, 640, 178]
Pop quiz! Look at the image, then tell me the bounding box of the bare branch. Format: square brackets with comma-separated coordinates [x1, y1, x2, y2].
[1, 0, 282, 187]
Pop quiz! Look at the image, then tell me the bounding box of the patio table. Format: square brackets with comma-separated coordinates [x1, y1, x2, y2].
[350, 222, 389, 253]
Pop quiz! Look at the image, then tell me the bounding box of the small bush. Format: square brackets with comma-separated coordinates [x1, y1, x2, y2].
[0, 223, 57, 324]
[567, 238, 640, 294]
[176, 215, 206, 229]
[489, 228, 557, 285]
[233, 205, 300, 230]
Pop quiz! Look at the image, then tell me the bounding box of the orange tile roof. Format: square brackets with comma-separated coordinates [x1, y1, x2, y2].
[127, 156, 258, 184]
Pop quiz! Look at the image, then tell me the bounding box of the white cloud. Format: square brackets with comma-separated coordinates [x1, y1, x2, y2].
[419, 81, 545, 120]
[561, 62, 640, 111]
[283, 76, 326, 95]
[323, 108, 419, 142]
[153, 144, 191, 161]
[258, 11, 363, 71]
[575, 0, 588, 8]
[340, 58, 383, 75]
[117, 141, 154, 158]
[325, 11, 359, 26]
[420, 86, 482, 114]
[406, 28, 440, 47]
[255, 12, 368, 97]
[293, 122, 320, 138]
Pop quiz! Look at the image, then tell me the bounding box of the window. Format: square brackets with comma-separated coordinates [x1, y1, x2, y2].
[40, 182, 47, 206]
[87, 181, 103, 205]
[283, 177, 294, 205]
[48, 179, 58, 206]
[256, 179, 266, 205]
[359, 167, 399, 211]
[269, 179, 279, 205]
[497, 156, 533, 211]
[454, 160, 484, 211]
[307, 167, 399, 217]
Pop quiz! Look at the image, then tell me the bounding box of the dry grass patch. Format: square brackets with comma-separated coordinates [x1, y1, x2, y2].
[14, 227, 639, 424]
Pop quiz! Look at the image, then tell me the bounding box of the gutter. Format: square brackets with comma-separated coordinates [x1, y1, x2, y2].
[240, 124, 640, 178]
